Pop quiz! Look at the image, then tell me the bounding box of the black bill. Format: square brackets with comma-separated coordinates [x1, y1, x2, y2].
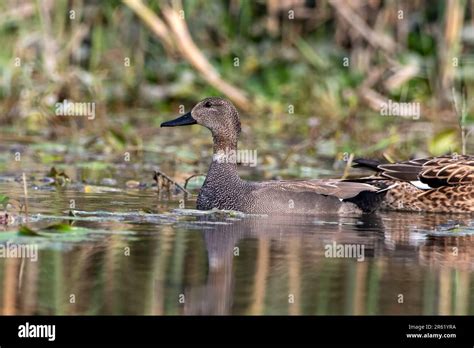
[160, 112, 197, 127]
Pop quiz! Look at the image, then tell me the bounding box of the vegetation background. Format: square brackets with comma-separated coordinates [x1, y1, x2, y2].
[1, 0, 474, 180]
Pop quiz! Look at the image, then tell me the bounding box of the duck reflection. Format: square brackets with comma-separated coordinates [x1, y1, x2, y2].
[1, 211, 473, 315]
[183, 212, 474, 315]
[185, 215, 383, 314]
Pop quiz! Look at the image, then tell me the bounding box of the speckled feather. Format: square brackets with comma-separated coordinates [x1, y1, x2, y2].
[354, 156, 474, 213]
[196, 162, 386, 214]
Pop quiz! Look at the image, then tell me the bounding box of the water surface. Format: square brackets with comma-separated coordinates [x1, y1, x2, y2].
[0, 179, 473, 315]
[0, 134, 473, 315]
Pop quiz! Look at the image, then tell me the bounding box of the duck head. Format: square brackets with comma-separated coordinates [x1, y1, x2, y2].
[161, 97, 241, 145]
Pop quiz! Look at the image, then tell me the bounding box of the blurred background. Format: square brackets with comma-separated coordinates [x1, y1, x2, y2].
[0, 0, 474, 177]
[1, 1, 474, 316]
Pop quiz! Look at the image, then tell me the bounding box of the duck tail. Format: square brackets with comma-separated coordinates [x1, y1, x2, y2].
[352, 158, 384, 172]
[343, 187, 389, 213]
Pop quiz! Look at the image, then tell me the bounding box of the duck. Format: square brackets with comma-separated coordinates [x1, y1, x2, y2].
[353, 155, 474, 213]
[161, 97, 389, 215]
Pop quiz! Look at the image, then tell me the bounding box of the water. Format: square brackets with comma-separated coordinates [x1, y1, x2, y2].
[0, 179, 473, 315]
[0, 135, 473, 315]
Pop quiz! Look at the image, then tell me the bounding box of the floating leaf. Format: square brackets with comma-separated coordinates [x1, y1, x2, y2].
[126, 180, 140, 189]
[19, 225, 40, 236]
[83, 185, 122, 193]
[18, 223, 90, 238]
[43, 223, 74, 233]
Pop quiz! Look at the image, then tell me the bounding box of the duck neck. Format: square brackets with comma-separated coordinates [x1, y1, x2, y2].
[209, 134, 239, 178]
[197, 133, 244, 211]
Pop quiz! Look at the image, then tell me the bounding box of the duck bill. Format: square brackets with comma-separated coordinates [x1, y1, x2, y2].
[160, 112, 197, 127]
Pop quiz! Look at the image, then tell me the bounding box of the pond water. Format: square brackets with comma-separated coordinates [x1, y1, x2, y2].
[0, 179, 473, 315]
[0, 135, 473, 315]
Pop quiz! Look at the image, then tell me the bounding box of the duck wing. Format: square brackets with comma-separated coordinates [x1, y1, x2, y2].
[251, 179, 388, 213]
[416, 155, 474, 186]
[354, 155, 474, 189]
[377, 155, 474, 188]
[257, 179, 381, 200]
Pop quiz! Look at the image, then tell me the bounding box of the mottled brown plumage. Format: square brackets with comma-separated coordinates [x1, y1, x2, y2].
[353, 155, 474, 213]
[161, 97, 387, 215]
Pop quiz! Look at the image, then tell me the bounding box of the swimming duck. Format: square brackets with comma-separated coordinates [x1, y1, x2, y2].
[353, 155, 474, 213]
[161, 97, 388, 215]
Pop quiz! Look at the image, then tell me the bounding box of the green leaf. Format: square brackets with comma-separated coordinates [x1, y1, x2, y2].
[0, 194, 9, 206]
[19, 223, 75, 237]
[19, 225, 40, 236]
[43, 223, 74, 233]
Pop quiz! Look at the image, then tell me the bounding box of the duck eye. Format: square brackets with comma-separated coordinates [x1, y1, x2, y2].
[204, 101, 212, 108]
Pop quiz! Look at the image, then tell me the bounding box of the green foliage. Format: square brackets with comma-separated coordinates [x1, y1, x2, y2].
[428, 129, 459, 155]
[0, 194, 9, 208]
[0, 0, 472, 158]
[19, 223, 86, 237]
